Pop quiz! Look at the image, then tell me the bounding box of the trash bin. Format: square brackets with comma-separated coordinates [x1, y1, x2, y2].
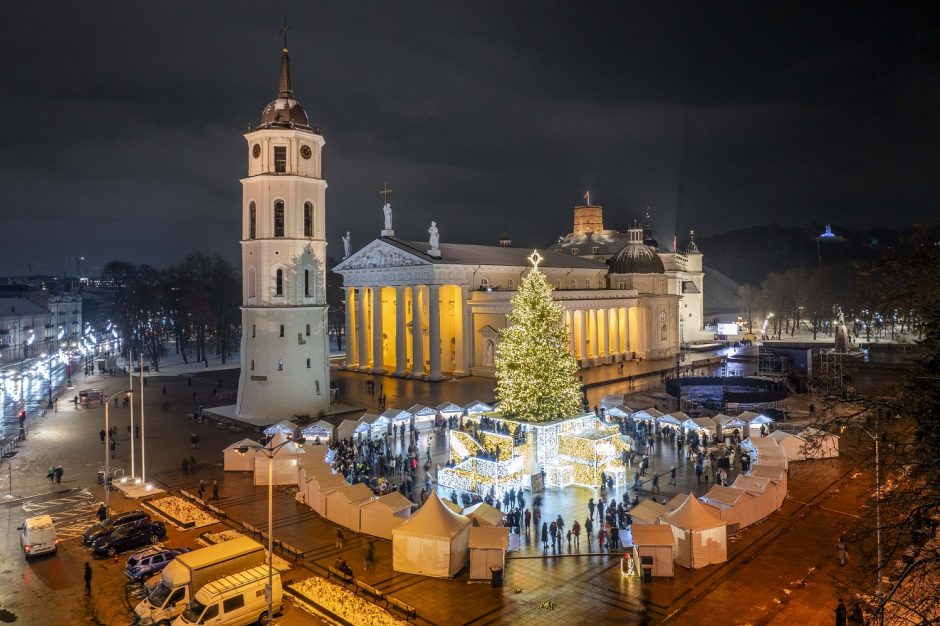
[490, 566, 504, 588]
[640, 556, 653, 583]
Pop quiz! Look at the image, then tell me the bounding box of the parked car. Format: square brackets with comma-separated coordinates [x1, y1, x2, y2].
[92, 520, 167, 557]
[82, 510, 150, 545]
[125, 546, 191, 582]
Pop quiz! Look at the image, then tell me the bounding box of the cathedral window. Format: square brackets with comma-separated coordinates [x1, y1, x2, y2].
[304, 269, 311, 297]
[586, 279, 592, 289]
[273, 202, 285, 237]
[507, 279, 514, 290]
[249, 202, 256, 239]
[304, 202, 313, 237]
[250, 359, 254, 370]
[275, 269, 284, 296]
[279, 325, 285, 337]
[274, 146, 287, 173]
[660, 311, 667, 322]
[306, 323, 311, 336]
[306, 358, 311, 368]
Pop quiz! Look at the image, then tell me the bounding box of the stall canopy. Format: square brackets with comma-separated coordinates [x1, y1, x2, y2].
[325, 483, 375, 531]
[657, 413, 683, 427]
[336, 418, 363, 442]
[731, 475, 776, 521]
[381, 408, 413, 424]
[442, 498, 463, 514]
[769, 430, 803, 461]
[436, 402, 464, 417]
[630, 500, 670, 525]
[263, 420, 300, 439]
[796, 428, 839, 459]
[406, 404, 438, 428]
[303, 472, 349, 516]
[629, 523, 676, 578]
[462, 502, 506, 527]
[749, 465, 787, 510]
[253, 433, 305, 486]
[713, 414, 747, 431]
[393, 492, 471, 578]
[664, 493, 690, 512]
[464, 400, 494, 415]
[661, 494, 728, 569]
[223, 439, 262, 472]
[300, 420, 334, 445]
[700, 485, 759, 529]
[607, 404, 633, 419]
[633, 408, 663, 421]
[359, 493, 414, 540]
[600, 393, 623, 410]
[468, 526, 510, 580]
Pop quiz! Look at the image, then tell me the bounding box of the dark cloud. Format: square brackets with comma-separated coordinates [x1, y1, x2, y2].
[0, 1, 937, 275]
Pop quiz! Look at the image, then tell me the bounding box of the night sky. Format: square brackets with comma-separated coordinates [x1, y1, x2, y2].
[1, 2, 937, 277]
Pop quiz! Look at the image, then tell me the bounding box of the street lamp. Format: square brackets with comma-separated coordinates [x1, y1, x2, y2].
[239, 436, 305, 624]
[102, 389, 133, 513]
[41, 352, 53, 409]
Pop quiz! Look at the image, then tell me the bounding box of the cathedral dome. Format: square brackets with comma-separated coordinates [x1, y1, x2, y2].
[610, 225, 665, 274]
[258, 43, 313, 131]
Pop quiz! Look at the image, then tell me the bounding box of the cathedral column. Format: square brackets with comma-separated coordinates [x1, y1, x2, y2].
[371, 287, 385, 373]
[394, 286, 408, 376]
[578, 309, 588, 365]
[427, 285, 443, 380]
[608, 307, 619, 360]
[566, 310, 576, 355]
[454, 287, 468, 376]
[597, 306, 608, 362]
[356, 288, 369, 371]
[344, 288, 356, 368]
[411, 286, 425, 377]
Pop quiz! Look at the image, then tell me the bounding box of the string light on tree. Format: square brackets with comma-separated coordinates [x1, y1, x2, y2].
[495, 249, 583, 422]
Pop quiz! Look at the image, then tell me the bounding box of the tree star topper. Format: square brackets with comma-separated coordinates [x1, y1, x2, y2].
[528, 250, 544, 270]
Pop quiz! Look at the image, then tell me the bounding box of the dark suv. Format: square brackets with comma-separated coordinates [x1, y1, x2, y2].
[82, 510, 150, 545]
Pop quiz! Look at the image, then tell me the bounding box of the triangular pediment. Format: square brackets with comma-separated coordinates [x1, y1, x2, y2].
[335, 239, 431, 271]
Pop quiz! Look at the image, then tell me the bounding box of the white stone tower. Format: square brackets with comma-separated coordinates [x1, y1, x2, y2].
[236, 35, 330, 419]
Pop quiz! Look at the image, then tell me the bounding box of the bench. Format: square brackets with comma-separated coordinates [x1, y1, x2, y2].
[327, 566, 354, 585]
[354, 579, 385, 601]
[385, 595, 416, 620]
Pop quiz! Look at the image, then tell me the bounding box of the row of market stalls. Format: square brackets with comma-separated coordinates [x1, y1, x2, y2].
[335, 400, 495, 442]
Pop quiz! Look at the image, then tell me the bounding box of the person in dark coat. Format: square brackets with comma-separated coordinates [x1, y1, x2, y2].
[84, 562, 92, 595]
[835, 598, 847, 626]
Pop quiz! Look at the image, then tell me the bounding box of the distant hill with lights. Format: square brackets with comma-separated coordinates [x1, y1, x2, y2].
[697, 224, 918, 286]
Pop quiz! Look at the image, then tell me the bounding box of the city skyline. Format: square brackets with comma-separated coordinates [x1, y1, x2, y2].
[1, 2, 937, 277]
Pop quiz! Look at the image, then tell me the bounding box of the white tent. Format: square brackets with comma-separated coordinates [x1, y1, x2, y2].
[464, 400, 494, 415]
[657, 413, 683, 427]
[632, 408, 663, 422]
[435, 402, 464, 419]
[304, 473, 349, 516]
[630, 500, 670, 525]
[700, 485, 760, 529]
[731, 475, 777, 521]
[468, 526, 509, 580]
[462, 502, 505, 527]
[664, 493, 690, 512]
[359, 493, 414, 540]
[263, 420, 300, 439]
[325, 483, 375, 530]
[336, 418, 363, 442]
[392, 492, 471, 578]
[629, 524, 676, 578]
[600, 393, 623, 410]
[796, 428, 840, 459]
[223, 438, 262, 471]
[406, 404, 438, 429]
[769, 430, 803, 461]
[607, 404, 633, 419]
[442, 498, 463, 515]
[749, 465, 787, 510]
[661, 494, 728, 569]
[382, 408, 413, 426]
[253, 434, 305, 486]
[301, 420, 334, 445]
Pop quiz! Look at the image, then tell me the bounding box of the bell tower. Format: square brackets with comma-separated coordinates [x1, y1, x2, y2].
[236, 33, 331, 419]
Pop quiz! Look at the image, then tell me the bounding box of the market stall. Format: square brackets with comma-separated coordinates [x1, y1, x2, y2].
[336, 418, 364, 442]
[325, 483, 375, 530]
[464, 400, 494, 416]
[600, 393, 623, 411]
[468, 526, 510, 581]
[303, 472, 349, 516]
[632, 408, 663, 423]
[436, 402, 464, 421]
[661, 494, 728, 569]
[253, 433, 305, 486]
[406, 404, 439, 429]
[300, 420, 334, 445]
[462, 502, 505, 527]
[630, 499, 670, 525]
[223, 438, 262, 471]
[629, 523, 676, 578]
[681, 417, 720, 442]
[749, 465, 787, 510]
[263, 420, 300, 439]
[700, 484, 759, 530]
[393, 492, 471, 578]
[381, 408, 412, 431]
[358, 492, 414, 540]
[730, 475, 777, 521]
[656, 413, 684, 428]
[606, 404, 634, 419]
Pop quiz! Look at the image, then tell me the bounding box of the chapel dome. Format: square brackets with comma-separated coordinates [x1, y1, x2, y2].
[610, 225, 665, 274]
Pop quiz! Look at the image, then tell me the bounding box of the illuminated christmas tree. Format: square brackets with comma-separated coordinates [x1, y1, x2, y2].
[495, 251, 583, 422]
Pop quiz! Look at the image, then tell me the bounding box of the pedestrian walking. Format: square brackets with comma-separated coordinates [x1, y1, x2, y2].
[100, 429, 105, 444]
[541, 522, 549, 549]
[669, 466, 677, 486]
[363, 539, 375, 571]
[836, 537, 848, 566]
[97, 505, 108, 521]
[84, 562, 92, 595]
[54, 466, 63, 483]
[524, 508, 531, 534]
[549, 521, 558, 550]
[110, 439, 116, 459]
[835, 598, 847, 626]
[566, 530, 572, 551]
[572, 520, 580, 547]
[335, 529, 345, 551]
[197, 480, 206, 500]
[695, 464, 703, 484]
[597, 528, 606, 552]
[585, 517, 593, 537]
[652, 473, 661, 493]
[47, 467, 55, 482]
[588, 497, 595, 520]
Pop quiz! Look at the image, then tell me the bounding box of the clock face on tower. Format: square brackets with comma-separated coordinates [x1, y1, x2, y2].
[252, 144, 261, 158]
[300, 145, 312, 160]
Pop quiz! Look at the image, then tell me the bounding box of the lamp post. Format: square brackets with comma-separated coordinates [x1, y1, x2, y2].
[239, 435, 305, 624]
[102, 389, 133, 512]
[44, 352, 53, 409]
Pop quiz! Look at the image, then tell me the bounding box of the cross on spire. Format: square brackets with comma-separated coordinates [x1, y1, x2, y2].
[380, 181, 393, 205]
[528, 250, 544, 271]
[281, 19, 291, 51]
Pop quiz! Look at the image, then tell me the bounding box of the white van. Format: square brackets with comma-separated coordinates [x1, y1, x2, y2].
[172, 566, 282, 626]
[19, 514, 58, 558]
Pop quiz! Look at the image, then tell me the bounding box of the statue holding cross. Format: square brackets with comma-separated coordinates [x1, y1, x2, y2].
[380, 181, 394, 234]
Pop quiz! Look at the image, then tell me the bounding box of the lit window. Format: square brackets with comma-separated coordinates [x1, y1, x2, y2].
[274, 146, 286, 173]
[273, 201, 285, 237]
[275, 269, 283, 296]
[304, 202, 313, 237]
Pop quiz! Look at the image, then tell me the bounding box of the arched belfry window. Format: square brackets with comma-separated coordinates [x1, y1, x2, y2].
[275, 269, 284, 296]
[304, 202, 313, 237]
[249, 202, 256, 239]
[274, 201, 285, 237]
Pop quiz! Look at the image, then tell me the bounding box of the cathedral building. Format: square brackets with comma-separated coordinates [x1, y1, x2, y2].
[235, 38, 331, 419]
[335, 198, 705, 380]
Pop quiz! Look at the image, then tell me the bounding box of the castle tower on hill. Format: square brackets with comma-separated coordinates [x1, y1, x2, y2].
[236, 36, 330, 420]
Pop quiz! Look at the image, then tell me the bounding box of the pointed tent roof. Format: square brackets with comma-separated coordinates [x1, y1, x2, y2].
[395, 492, 470, 539]
[661, 494, 726, 530]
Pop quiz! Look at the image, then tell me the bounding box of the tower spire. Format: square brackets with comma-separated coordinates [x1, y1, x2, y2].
[278, 20, 293, 98]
